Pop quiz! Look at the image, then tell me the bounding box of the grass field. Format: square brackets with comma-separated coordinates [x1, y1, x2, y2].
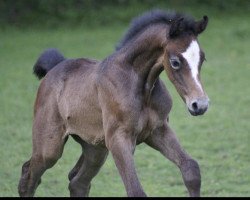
[0, 5, 250, 197]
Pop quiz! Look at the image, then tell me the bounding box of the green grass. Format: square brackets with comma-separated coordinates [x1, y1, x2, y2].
[0, 8, 250, 197]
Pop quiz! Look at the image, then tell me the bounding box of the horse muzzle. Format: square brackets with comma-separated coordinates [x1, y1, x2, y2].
[187, 97, 209, 116]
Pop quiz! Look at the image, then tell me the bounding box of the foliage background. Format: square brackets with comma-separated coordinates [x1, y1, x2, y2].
[0, 0, 249, 197]
[1, 0, 250, 28]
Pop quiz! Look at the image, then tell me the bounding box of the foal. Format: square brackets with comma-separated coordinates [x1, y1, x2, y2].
[18, 10, 209, 197]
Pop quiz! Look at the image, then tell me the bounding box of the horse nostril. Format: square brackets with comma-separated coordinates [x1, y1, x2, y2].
[188, 98, 209, 116]
[192, 101, 198, 111]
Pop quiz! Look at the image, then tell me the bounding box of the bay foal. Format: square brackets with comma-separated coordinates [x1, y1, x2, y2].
[18, 10, 209, 197]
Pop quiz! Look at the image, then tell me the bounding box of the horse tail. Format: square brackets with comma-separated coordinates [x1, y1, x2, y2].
[33, 48, 65, 79]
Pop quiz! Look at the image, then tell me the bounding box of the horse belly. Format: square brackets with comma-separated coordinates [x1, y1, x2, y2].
[59, 83, 105, 145]
[66, 105, 105, 145]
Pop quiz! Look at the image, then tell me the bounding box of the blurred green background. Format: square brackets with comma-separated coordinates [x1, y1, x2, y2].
[0, 0, 249, 197]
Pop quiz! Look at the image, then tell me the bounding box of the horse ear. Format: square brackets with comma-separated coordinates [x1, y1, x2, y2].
[169, 17, 184, 38]
[195, 16, 209, 35]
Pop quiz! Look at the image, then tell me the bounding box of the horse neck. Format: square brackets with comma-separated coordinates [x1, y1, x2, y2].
[120, 24, 167, 98]
[122, 24, 167, 72]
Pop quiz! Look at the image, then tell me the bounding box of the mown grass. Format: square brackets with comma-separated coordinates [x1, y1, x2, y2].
[0, 5, 250, 197]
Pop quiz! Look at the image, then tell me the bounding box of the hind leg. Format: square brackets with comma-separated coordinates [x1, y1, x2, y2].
[68, 136, 108, 197]
[68, 153, 85, 181]
[18, 112, 67, 197]
[68, 135, 88, 182]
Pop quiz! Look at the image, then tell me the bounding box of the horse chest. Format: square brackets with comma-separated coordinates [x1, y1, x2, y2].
[136, 107, 165, 143]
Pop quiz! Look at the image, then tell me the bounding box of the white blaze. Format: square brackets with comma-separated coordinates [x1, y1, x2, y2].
[181, 40, 202, 90]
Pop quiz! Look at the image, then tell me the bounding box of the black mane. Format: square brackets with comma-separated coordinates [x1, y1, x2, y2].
[116, 9, 197, 51]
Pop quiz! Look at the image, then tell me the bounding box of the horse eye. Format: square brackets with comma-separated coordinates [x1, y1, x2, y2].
[170, 59, 181, 70]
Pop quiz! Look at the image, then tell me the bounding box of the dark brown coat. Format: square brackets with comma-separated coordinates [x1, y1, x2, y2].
[18, 10, 209, 197]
